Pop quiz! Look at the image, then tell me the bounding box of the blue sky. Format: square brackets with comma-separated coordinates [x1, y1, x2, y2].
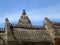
[0, 0, 60, 28]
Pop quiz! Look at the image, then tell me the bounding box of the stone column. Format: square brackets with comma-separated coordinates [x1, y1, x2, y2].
[5, 18, 10, 45]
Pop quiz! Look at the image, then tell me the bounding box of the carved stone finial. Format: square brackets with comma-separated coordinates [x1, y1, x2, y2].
[44, 17, 52, 24]
[22, 9, 26, 15]
[5, 18, 9, 21]
[5, 18, 10, 31]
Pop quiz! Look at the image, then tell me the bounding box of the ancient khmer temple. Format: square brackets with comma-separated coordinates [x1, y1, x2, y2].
[0, 9, 60, 45]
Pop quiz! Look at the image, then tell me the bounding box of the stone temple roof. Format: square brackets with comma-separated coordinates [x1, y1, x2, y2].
[52, 22, 60, 26]
[12, 25, 45, 30]
[52, 22, 60, 29]
[13, 28, 54, 42]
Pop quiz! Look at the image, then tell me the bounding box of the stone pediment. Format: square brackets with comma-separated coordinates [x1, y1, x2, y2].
[13, 28, 54, 42]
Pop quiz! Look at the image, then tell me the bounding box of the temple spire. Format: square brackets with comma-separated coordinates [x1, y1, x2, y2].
[18, 9, 32, 27]
[22, 9, 26, 15]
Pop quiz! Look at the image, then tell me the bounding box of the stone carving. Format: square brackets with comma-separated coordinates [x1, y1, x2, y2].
[0, 36, 5, 45]
[0, 9, 60, 45]
[13, 28, 53, 42]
